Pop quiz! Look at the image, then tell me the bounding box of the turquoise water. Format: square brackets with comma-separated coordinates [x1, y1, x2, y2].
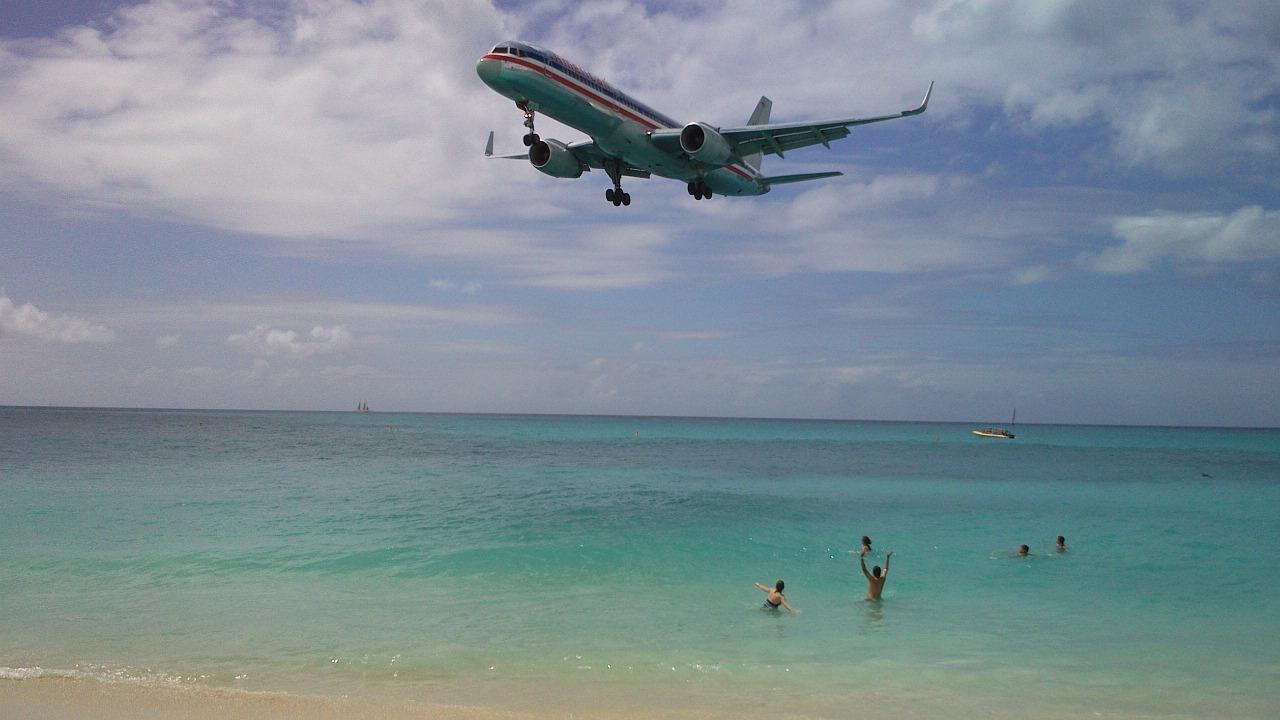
[2, 407, 1278, 717]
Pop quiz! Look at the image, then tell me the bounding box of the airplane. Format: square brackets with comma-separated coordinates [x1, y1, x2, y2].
[477, 40, 932, 207]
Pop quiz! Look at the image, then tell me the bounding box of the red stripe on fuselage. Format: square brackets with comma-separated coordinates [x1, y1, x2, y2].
[482, 53, 754, 182]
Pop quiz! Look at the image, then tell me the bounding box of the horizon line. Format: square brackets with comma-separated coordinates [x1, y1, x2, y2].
[2, 404, 1276, 431]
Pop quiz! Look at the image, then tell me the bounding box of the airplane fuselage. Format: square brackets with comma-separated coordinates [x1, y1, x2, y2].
[476, 42, 764, 196]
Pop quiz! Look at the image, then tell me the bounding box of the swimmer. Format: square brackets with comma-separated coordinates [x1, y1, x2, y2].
[1056, 536, 1067, 552]
[860, 535, 873, 554]
[1017, 544, 1031, 557]
[859, 548, 893, 600]
[754, 580, 795, 613]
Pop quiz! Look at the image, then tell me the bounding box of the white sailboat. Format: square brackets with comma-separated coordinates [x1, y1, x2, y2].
[972, 409, 1015, 439]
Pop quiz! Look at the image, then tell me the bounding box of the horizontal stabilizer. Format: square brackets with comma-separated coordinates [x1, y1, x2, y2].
[484, 131, 529, 159]
[760, 171, 843, 186]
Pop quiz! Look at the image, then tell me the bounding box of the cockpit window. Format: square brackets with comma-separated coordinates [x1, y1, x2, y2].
[492, 46, 509, 54]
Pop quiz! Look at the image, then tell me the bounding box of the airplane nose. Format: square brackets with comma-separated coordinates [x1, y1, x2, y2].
[476, 57, 500, 85]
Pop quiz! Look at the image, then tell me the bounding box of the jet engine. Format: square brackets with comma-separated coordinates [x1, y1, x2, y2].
[679, 122, 734, 166]
[529, 139, 584, 178]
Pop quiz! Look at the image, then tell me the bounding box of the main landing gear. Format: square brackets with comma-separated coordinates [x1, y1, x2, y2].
[518, 101, 540, 147]
[688, 180, 713, 200]
[605, 159, 631, 207]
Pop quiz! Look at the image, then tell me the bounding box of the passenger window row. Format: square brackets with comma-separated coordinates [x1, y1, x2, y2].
[490, 44, 676, 128]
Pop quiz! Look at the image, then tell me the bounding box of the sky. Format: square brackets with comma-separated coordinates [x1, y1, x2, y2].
[0, 0, 1277, 426]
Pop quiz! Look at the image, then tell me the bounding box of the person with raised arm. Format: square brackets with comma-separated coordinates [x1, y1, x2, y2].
[754, 579, 796, 613]
[859, 547, 893, 600]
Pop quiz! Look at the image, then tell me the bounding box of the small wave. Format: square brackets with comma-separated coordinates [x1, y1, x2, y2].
[0, 664, 201, 687]
[0, 666, 80, 680]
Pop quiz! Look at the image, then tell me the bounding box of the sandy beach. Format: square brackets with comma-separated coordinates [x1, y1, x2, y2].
[10, 674, 1253, 720]
[0, 677, 545, 720]
[0, 677, 869, 720]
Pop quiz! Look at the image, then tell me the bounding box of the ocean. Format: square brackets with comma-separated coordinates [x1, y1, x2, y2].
[2, 407, 1278, 718]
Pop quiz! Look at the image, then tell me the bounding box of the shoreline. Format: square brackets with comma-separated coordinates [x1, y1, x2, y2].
[6, 672, 1260, 720]
[1, 676, 561, 720]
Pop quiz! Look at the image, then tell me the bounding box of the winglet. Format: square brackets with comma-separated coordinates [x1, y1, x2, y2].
[485, 131, 495, 157]
[904, 82, 933, 116]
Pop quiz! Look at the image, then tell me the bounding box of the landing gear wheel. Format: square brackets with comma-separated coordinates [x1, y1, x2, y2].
[687, 182, 697, 196]
[704, 188, 713, 199]
[604, 159, 630, 207]
[518, 102, 539, 148]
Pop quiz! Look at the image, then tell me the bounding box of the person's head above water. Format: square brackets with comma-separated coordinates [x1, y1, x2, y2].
[872, 565, 882, 578]
[775, 579, 785, 591]
[1018, 544, 1030, 556]
[861, 535, 871, 547]
[1056, 535, 1066, 546]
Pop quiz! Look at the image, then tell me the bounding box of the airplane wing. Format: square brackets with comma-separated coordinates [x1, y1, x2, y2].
[649, 83, 932, 161]
[725, 82, 932, 159]
[727, 82, 932, 158]
[565, 140, 651, 179]
[484, 132, 650, 178]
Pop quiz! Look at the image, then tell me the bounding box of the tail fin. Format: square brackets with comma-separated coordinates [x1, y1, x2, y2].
[742, 96, 772, 171]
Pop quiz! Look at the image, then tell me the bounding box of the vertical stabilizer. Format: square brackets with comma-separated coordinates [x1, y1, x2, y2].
[742, 96, 772, 171]
[747, 96, 772, 126]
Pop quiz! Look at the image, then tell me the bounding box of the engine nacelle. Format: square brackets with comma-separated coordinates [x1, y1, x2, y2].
[529, 138, 584, 178]
[679, 122, 734, 166]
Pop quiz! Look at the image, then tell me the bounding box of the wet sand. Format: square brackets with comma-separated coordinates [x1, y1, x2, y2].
[0, 678, 537, 720]
[3, 675, 1203, 720]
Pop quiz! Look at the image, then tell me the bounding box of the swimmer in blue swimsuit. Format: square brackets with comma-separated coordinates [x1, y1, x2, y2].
[755, 580, 795, 613]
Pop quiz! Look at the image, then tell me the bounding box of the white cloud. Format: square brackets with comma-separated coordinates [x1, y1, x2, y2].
[0, 295, 114, 343]
[1012, 264, 1054, 285]
[228, 323, 354, 358]
[98, 299, 524, 330]
[156, 334, 180, 348]
[428, 279, 485, 294]
[657, 330, 735, 342]
[1085, 206, 1280, 274]
[176, 365, 219, 379]
[718, 173, 1055, 276]
[0, 0, 1272, 259]
[0, 0, 506, 239]
[916, 3, 1278, 168]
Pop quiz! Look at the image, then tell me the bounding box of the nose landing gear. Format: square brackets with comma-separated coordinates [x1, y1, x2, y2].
[517, 101, 540, 147]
